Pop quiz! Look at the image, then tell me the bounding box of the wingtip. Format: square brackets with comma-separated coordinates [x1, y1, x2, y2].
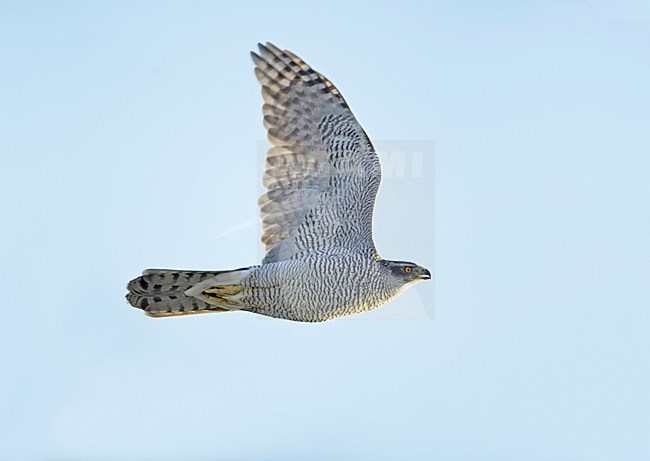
[265, 42, 281, 53]
[257, 42, 271, 55]
[254, 42, 284, 62]
[250, 50, 262, 65]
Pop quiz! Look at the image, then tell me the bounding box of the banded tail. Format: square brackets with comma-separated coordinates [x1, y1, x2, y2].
[126, 267, 252, 317]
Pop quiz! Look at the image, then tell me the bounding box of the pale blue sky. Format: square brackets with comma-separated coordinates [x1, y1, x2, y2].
[1, 1, 649, 460]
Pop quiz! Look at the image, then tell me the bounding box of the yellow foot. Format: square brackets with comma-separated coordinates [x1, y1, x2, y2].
[202, 284, 244, 305]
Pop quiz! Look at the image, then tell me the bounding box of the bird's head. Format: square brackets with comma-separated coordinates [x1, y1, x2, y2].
[379, 259, 431, 286]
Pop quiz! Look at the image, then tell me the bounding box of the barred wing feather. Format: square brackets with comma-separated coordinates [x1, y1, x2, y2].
[252, 43, 382, 264]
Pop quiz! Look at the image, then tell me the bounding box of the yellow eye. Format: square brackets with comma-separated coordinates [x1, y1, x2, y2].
[404, 267, 412, 273]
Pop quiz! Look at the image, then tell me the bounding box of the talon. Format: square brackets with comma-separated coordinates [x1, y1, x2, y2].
[202, 285, 244, 305]
[204, 285, 244, 297]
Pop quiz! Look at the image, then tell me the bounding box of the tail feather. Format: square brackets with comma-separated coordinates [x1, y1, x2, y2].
[126, 269, 237, 317]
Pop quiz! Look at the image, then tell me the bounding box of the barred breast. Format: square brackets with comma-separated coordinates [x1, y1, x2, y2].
[239, 255, 393, 322]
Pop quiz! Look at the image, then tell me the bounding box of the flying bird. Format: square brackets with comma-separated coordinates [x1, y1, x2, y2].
[126, 43, 431, 322]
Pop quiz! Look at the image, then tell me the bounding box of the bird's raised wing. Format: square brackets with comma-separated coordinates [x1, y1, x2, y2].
[252, 43, 382, 264]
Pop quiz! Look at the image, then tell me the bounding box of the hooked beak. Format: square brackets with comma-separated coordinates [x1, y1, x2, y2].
[418, 268, 431, 280]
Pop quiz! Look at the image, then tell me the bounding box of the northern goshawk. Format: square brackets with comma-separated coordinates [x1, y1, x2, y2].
[126, 43, 431, 322]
